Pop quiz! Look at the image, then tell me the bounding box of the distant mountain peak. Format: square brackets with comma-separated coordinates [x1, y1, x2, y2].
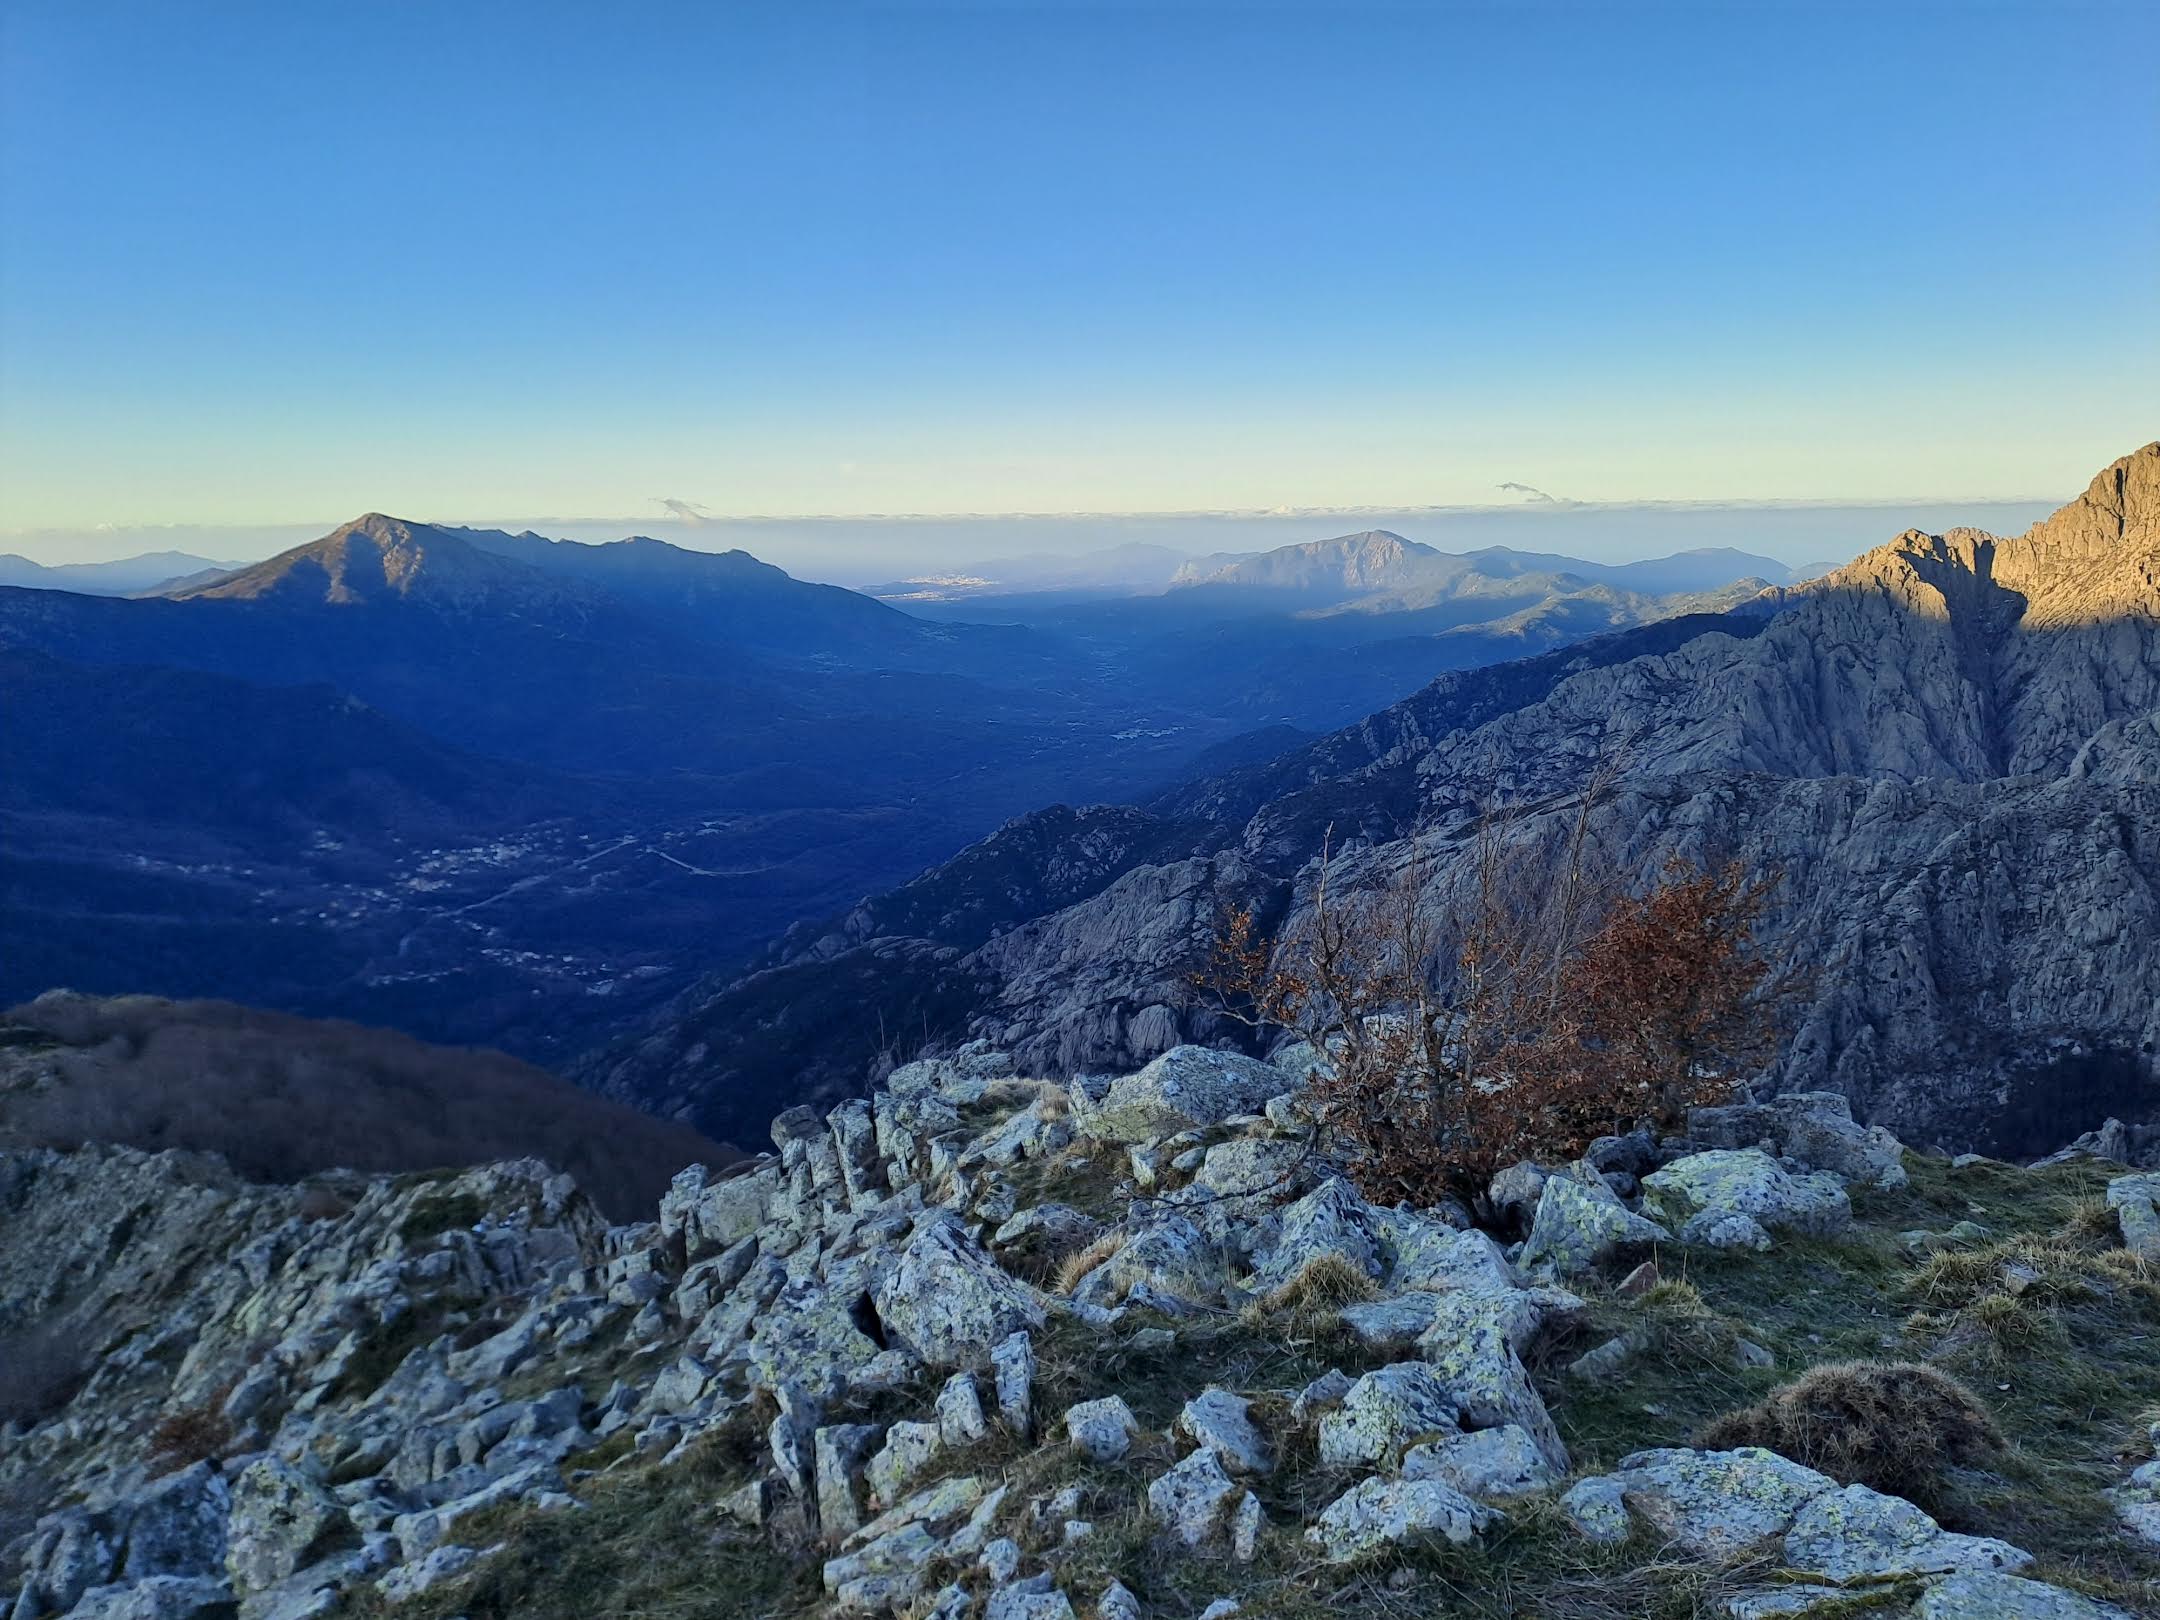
[1171, 528, 1435, 591]
[167, 514, 588, 611]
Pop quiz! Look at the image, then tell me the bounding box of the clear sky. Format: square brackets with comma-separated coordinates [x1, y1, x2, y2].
[1, 0, 2154, 548]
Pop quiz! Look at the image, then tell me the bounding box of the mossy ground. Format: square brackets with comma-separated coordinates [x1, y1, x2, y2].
[345, 1152, 2160, 1620]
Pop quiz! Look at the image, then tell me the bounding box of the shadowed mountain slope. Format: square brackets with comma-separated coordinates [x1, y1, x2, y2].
[585, 446, 2160, 1153]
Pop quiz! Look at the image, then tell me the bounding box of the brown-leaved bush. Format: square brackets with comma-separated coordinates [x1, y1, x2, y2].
[1200, 815, 1788, 1208]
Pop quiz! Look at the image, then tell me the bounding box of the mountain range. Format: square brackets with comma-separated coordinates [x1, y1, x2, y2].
[0, 550, 236, 595]
[582, 444, 2160, 1155]
[1, 513, 1761, 1067]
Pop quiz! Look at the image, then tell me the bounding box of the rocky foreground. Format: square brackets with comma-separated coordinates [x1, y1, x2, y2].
[5, 1045, 2158, 1619]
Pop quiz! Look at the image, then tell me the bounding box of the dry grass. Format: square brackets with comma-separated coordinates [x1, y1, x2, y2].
[1701, 1360, 2001, 1509]
[1246, 1252, 1382, 1338]
[1054, 1231, 1127, 1295]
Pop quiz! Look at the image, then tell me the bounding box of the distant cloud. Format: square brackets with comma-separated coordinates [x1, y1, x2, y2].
[1497, 481, 1558, 504]
[656, 498, 715, 524]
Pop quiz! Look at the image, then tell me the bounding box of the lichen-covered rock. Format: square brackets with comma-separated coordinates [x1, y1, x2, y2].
[1338, 1292, 1444, 1352]
[1175, 1388, 1272, 1477]
[1304, 1476, 1494, 1562]
[1573, 1446, 1839, 1559]
[2106, 1171, 2160, 1264]
[1644, 1150, 1851, 1240]
[1558, 1476, 1630, 1543]
[1401, 1424, 1560, 1500]
[224, 1457, 350, 1594]
[1064, 1396, 1141, 1462]
[1317, 1363, 1460, 1469]
[1070, 1212, 1223, 1311]
[1780, 1484, 2030, 1584]
[991, 1330, 1035, 1438]
[1679, 1209, 1774, 1251]
[1076, 1047, 1293, 1143]
[865, 1421, 944, 1509]
[1146, 1448, 1243, 1547]
[1517, 1170, 1670, 1277]
[937, 1371, 991, 1447]
[1687, 1093, 1909, 1190]
[120, 1464, 232, 1582]
[1415, 1284, 1580, 1470]
[814, 1423, 884, 1538]
[1913, 1572, 2138, 1619]
[872, 1215, 1049, 1367]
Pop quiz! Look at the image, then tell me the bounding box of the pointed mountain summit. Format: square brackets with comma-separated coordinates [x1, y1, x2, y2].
[166, 514, 600, 614]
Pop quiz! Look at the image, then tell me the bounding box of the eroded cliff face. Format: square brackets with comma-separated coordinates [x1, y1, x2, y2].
[965, 448, 2160, 1148]
[595, 446, 2160, 1153]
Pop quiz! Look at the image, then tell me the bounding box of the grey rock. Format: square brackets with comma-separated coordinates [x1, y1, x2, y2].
[1518, 1170, 1669, 1277]
[1175, 1387, 1272, 1477]
[1146, 1448, 1243, 1547]
[1304, 1476, 1494, 1562]
[1780, 1483, 2030, 1583]
[1644, 1150, 1851, 1240]
[814, 1423, 884, 1539]
[63, 1579, 238, 1620]
[1574, 1446, 1839, 1560]
[224, 1459, 348, 1594]
[992, 1330, 1035, 1438]
[872, 1216, 1048, 1368]
[1402, 1424, 1561, 1500]
[1914, 1573, 2137, 1619]
[2105, 1171, 2160, 1264]
[1064, 1396, 1141, 1462]
[1317, 1363, 1460, 1469]
[1077, 1047, 1293, 1143]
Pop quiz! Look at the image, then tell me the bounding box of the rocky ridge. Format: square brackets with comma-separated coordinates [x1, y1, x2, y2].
[6, 1045, 2157, 1619]
[596, 444, 2160, 1153]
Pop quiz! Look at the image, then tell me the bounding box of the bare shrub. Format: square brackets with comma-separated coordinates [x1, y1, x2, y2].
[1199, 808, 1788, 1205]
[145, 1387, 237, 1476]
[1700, 1360, 2002, 1506]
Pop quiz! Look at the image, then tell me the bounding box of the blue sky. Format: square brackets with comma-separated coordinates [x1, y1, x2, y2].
[2, 0, 2154, 550]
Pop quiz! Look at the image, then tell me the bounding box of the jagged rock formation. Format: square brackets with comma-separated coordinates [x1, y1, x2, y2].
[598, 445, 2160, 1153]
[6, 1049, 2155, 1617]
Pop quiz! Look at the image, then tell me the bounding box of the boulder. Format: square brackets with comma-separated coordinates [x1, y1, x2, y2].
[1517, 1170, 1669, 1277]
[1070, 1213, 1223, 1311]
[2106, 1171, 2160, 1264]
[62, 1578, 238, 1620]
[1415, 1284, 1581, 1470]
[1064, 1396, 1141, 1462]
[1913, 1573, 2137, 1619]
[872, 1216, 1049, 1368]
[1317, 1363, 1460, 1469]
[1780, 1484, 2030, 1584]
[991, 1331, 1034, 1438]
[1570, 1446, 1837, 1560]
[1643, 1150, 1851, 1240]
[1401, 1424, 1560, 1500]
[224, 1458, 350, 1594]
[119, 1464, 231, 1582]
[1077, 1047, 1293, 1143]
[1146, 1448, 1243, 1547]
[1304, 1477, 1493, 1562]
[814, 1423, 884, 1538]
[865, 1421, 944, 1509]
[1174, 1388, 1272, 1477]
[1687, 1093, 1908, 1189]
